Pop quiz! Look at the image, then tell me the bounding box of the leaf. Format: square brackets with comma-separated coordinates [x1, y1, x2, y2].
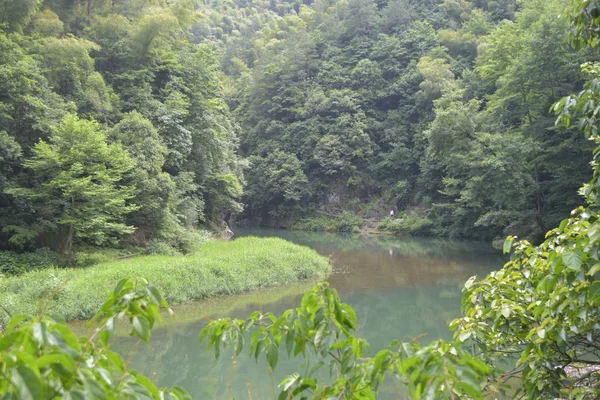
[11, 365, 43, 400]
[588, 263, 600, 275]
[563, 249, 583, 271]
[170, 386, 193, 400]
[501, 306, 511, 319]
[503, 237, 514, 254]
[132, 315, 151, 344]
[458, 330, 472, 343]
[537, 328, 546, 339]
[131, 371, 160, 399]
[285, 329, 295, 357]
[32, 322, 48, 345]
[266, 343, 279, 370]
[84, 376, 108, 400]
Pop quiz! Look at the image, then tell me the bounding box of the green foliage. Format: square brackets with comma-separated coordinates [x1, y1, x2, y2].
[201, 283, 493, 399]
[0, 248, 61, 276]
[0, 0, 41, 32]
[0, 1, 244, 253]
[452, 211, 600, 398]
[446, 2, 600, 398]
[0, 277, 192, 399]
[0, 237, 331, 325]
[377, 214, 433, 235]
[6, 114, 138, 254]
[293, 212, 364, 232]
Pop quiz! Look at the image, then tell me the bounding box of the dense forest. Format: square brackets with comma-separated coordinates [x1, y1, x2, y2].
[205, 0, 595, 242]
[0, 0, 245, 255]
[0, 0, 595, 256]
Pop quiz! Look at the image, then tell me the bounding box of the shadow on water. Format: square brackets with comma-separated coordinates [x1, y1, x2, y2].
[114, 229, 504, 399]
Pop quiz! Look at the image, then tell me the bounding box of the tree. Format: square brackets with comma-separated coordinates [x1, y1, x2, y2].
[0, 0, 42, 32]
[448, 0, 600, 397]
[6, 114, 137, 254]
[109, 111, 176, 241]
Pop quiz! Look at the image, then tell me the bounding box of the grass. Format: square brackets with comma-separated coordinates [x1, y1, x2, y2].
[0, 237, 331, 325]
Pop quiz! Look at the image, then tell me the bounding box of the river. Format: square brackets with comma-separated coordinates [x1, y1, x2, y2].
[114, 229, 504, 399]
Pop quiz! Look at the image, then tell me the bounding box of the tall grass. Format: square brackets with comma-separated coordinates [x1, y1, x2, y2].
[0, 237, 330, 325]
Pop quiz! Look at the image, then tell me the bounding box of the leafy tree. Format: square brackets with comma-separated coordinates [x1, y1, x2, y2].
[0, 0, 42, 32]
[245, 150, 310, 223]
[6, 114, 137, 254]
[110, 111, 176, 241]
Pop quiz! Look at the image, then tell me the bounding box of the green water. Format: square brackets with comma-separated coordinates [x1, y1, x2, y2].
[115, 229, 504, 399]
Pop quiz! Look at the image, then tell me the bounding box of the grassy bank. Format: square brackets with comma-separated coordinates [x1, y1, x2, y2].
[0, 237, 330, 325]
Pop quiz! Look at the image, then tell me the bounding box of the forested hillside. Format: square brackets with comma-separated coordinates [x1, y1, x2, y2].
[0, 0, 594, 253]
[192, 0, 595, 242]
[0, 0, 244, 255]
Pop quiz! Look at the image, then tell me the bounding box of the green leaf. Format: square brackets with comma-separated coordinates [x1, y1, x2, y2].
[11, 365, 43, 400]
[132, 315, 151, 344]
[267, 343, 279, 370]
[563, 249, 583, 271]
[170, 386, 193, 400]
[458, 330, 472, 343]
[503, 237, 514, 254]
[84, 376, 108, 400]
[537, 328, 546, 339]
[588, 263, 600, 275]
[285, 329, 295, 357]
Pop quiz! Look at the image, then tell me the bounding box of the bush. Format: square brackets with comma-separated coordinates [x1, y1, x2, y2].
[142, 239, 182, 256]
[0, 237, 331, 325]
[72, 251, 115, 267]
[292, 212, 364, 232]
[0, 248, 61, 276]
[378, 214, 433, 235]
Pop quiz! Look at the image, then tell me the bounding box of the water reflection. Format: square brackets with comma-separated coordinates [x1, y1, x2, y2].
[115, 229, 504, 399]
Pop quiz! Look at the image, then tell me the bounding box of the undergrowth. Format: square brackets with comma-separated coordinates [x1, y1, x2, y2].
[292, 211, 363, 232]
[377, 214, 433, 236]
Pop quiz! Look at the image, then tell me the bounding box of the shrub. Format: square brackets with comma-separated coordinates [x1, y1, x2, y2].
[0, 248, 61, 276]
[292, 212, 364, 232]
[377, 214, 433, 235]
[142, 239, 181, 256]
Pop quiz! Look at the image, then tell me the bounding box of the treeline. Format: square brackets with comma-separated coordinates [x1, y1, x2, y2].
[0, 0, 244, 255]
[195, 0, 596, 241]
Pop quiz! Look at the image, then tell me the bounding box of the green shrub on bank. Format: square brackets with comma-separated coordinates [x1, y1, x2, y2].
[293, 211, 363, 232]
[0, 248, 62, 276]
[377, 214, 433, 235]
[0, 237, 330, 325]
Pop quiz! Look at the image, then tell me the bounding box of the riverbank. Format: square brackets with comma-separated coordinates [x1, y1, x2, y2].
[0, 237, 331, 325]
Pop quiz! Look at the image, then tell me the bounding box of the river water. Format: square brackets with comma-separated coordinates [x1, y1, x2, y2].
[115, 229, 504, 399]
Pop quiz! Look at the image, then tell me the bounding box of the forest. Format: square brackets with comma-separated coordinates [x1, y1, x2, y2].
[0, 0, 596, 259]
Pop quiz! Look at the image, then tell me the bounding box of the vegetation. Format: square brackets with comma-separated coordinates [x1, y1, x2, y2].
[1, 0, 600, 399]
[187, 0, 593, 242]
[0, 248, 60, 276]
[0, 277, 193, 399]
[292, 212, 364, 232]
[377, 214, 433, 235]
[0, 237, 330, 325]
[0, 0, 243, 257]
[198, 2, 600, 398]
